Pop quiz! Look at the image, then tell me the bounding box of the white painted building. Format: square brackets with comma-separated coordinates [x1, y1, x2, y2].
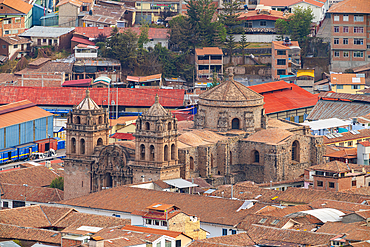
[74, 44, 98, 59]
[357, 141, 370, 165]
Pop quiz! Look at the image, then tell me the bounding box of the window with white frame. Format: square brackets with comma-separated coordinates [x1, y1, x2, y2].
[354, 51, 364, 57]
[334, 38, 339, 44]
[334, 51, 340, 57]
[334, 15, 339, 21]
[354, 15, 364, 22]
[354, 27, 364, 33]
[334, 26, 339, 32]
[354, 38, 363, 45]
[343, 26, 349, 32]
[343, 51, 349, 57]
[343, 38, 348, 44]
[343, 14, 348, 21]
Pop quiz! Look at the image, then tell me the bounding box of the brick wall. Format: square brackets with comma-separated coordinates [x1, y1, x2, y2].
[62, 238, 82, 247]
[18, 72, 65, 87]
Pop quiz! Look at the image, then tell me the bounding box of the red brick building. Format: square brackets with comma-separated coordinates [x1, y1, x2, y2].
[0, 0, 32, 37]
[271, 39, 301, 80]
[329, 0, 370, 71]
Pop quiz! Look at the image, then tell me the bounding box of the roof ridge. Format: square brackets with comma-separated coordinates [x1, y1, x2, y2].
[39, 205, 52, 226]
[52, 208, 76, 226]
[223, 80, 231, 101]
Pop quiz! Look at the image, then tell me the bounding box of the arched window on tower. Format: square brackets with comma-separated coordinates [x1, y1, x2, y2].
[168, 122, 172, 131]
[164, 145, 169, 161]
[71, 138, 76, 153]
[292, 140, 300, 162]
[211, 154, 214, 168]
[190, 156, 194, 170]
[145, 122, 150, 130]
[97, 138, 103, 146]
[150, 145, 155, 161]
[232, 118, 240, 129]
[171, 144, 176, 160]
[80, 138, 85, 154]
[140, 144, 145, 160]
[229, 151, 232, 165]
[253, 150, 260, 163]
[98, 116, 103, 124]
[76, 116, 81, 124]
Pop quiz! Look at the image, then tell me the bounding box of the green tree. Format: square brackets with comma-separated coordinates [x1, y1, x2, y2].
[219, 0, 242, 33]
[275, 6, 314, 42]
[138, 25, 150, 49]
[225, 33, 236, 62]
[104, 29, 138, 72]
[239, 31, 248, 64]
[50, 177, 64, 191]
[186, 0, 226, 46]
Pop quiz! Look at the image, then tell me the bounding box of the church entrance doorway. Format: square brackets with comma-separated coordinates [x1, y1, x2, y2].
[104, 173, 113, 188]
[232, 118, 240, 129]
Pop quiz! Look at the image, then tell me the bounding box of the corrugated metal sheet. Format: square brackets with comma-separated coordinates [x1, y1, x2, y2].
[35, 118, 47, 141]
[0, 86, 185, 108]
[0, 129, 4, 149]
[19, 26, 75, 38]
[5, 125, 19, 148]
[307, 100, 370, 120]
[319, 92, 370, 103]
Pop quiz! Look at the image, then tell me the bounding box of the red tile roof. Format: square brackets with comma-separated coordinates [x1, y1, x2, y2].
[195, 47, 223, 56]
[1, 183, 63, 203]
[359, 141, 370, 147]
[111, 133, 135, 140]
[331, 73, 366, 85]
[328, 0, 370, 14]
[62, 78, 92, 87]
[237, 9, 291, 21]
[0, 86, 185, 108]
[122, 225, 183, 238]
[0, 224, 61, 244]
[71, 36, 95, 46]
[248, 81, 318, 114]
[0, 0, 32, 14]
[121, 27, 169, 40]
[74, 27, 113, 38]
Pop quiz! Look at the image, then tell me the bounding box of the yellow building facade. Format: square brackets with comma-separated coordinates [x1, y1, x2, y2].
[330, 73, 365, 94]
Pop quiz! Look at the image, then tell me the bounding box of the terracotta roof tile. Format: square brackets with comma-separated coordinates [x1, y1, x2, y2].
[245, 128, 293, 144]
[0, 165, 61, 187]
[317, 222, 370, 241]
[0, 36, 31, 45]
[307, 160, 352, 173]
[121, 27, 169, 40]
[195, 47, 223, 56]
[323, 128, 370, 144]
[331, 73, 366, 85]
[0, 0, 32, 14]
[190, 233, 255, 247]
[308, 199, 370, 213]
[354, 210, 370, 219]
[238, 9, 291, 21]
[272, 40, 300, 50]
[210, 184, 284, 203]
[60, 186, 256, 226]
[324, 147, 357, 158]
[122, 225, 183, 238]
[0, 224, 61, 244]
[359, 141, 370, 147]
[74, 27, 113, 38]
[236, 214, 292, 229]
[248, 81, 318, 114]
[1, 183, 63, 203]
[256, 204, 312, 218]
[328, 0, 370, 14]
[278, 187, 370, 204]
[248, 225, 336, 245]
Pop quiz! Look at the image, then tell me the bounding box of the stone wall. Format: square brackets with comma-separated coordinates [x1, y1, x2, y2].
[302, 57, 330, 80]
[226, 65, 271, 77]
[224, 55, 271, 65]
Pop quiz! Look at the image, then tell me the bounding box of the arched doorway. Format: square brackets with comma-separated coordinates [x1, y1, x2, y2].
[232, 118, 240, 129]
[97, 138, 103, 146]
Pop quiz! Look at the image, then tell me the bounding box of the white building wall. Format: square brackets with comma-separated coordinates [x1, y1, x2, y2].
[233, 34, 281, 43]
[290, 3, 326, 24]
[200, 223, 240, 238]
[357, 144, 370, 165]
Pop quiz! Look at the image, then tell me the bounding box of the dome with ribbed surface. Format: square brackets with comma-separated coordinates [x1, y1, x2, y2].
[76, 89, 100, 110]
[145, 94, 170, 116]
[199, 74, 263, 107]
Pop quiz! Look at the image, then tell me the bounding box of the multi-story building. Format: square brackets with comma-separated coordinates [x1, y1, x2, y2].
[56, 0, 94, 27]
[271, 38, 301, 80]
[330, 73, 366, 94]
[329, 0, 370, 71]
[195, 47, 223, 80]
[304, 161, 370, 191]
[0, 0, 32, 37]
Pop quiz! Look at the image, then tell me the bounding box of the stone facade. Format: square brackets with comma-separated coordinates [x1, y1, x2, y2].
[64, 90, 133, 200]
[64, 77, 325, 199]
[132, 95, 181, 183]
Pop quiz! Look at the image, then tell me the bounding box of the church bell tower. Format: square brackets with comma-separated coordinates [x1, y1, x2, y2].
[132, 95, 181, 183]
[64, 89, 110, 200]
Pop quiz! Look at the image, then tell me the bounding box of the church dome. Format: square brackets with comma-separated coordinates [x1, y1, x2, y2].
[145, 94, 170, 117]
[76, 89, 100, 110]
[199, 74, 264, 107]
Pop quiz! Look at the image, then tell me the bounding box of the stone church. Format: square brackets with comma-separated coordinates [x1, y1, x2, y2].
[64, 76, 325, 200]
